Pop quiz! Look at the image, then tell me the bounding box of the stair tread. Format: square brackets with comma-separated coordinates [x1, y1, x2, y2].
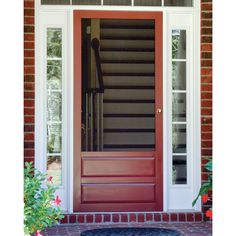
[103, 72, 154, 76]
[104, 85, 154, 89]
[104, 99, 154, 103]
[103, 128, 155, 133]
[103, 114, 155, 118]
[100, 24, 155, 29]
[100, 48, 155, 52]
[101, 59, 154, 64]
[100, 36, 154, 40]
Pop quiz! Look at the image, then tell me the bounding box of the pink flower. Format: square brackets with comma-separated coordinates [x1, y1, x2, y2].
[202, 194, 208, 203]
[47, 176, 53, 183]
[205, 209, 212, 220]
[54, 196, 61, 206]
[36, 230, 43, 236]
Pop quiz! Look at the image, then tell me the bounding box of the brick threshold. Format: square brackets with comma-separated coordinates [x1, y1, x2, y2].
[60, 212, 204, 224]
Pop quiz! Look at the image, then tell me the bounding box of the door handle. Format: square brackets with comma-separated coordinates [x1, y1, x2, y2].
[156, 108, 162, 114]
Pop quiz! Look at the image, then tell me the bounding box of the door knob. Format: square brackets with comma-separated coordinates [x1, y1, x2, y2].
[156, 108, 162, 114]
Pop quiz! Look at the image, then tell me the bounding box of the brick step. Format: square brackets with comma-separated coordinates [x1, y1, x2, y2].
[60, 212, 204, 224]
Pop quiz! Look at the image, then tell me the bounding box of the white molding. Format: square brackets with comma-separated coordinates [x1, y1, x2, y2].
[35, 9, 70, 211]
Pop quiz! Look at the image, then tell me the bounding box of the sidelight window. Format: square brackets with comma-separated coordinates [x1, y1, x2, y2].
[171, 29, 187, 185]
[46, 28, 63, 186]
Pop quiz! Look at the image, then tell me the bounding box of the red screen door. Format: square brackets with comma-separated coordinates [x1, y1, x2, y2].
[74, 11, 163, 212]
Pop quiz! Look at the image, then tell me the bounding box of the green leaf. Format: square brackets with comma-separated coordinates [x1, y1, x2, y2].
[204, 160, 212, 172]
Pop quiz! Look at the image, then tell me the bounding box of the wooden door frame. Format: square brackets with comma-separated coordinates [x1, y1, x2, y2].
[74, 10, 163, 212]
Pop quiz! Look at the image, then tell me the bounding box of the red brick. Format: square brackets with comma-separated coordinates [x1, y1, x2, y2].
[24, 99, 34, 107]
[201, 125, 212, 132]
[104, 214, 111, 222]
[201, 28, 212, 35]
[95, 214, 102, 223]
[24, 1, 35, 8]
[24, 83, 35, 91]
[24, 59, 35, 66]
[201, 132, 212, 140]
[24, 116, 35, 124]
[24, 75, 35, 82]
[179, 213, 186, 222]
[201, 109, 212, 116]
[201, 20, 212, 27]
[24, 17, 34, 25]
[201, 149, 212, 156]
[24, 42, 35, 49]
[201, 60, 212, 67]
[60, 215, 68, 224]
[24, 142, 34, 149]
[187, 213, 194, 222]
[201, 68, 212, 76]
[201, 44, 212, 52]
[24, 9, 34, 17]
[195, 213, 203, 222]
[24, 124, 34, 132]
[130, 214, 136, 222]
[137, 214, 144, 222]
[201, 100, 212, 107]
[24, 149, 34, 157]
[201, 84, 212, 92]
[201, 76, 212, 83]
[162, 213, 169, 222]
[170, 213, 177, 222]
[24, 50, 35, 58]
[24, 67, 35, 74]
[201, 92, 212, 99]
[86, 214, 94, 223]
[69, 215, 77, 223]
[201, 12, 212, 19]
[201, 141, 212, 148]
[24, 34, 35, 42]
[153, 213, 161, 222]
[201, 117, 212, 124]
[201, 36, 212, 43]
[24, 108, 34, 116]
[201, 3, 212, 11]
[24, 133, 34, 140]
[78, 215, 85, 223]
[146, 213, 153, 222]
[121, 214, 128, 222]
[24, 26, 34, 34]
[112, 214, 119, 223]
[24, 92, 35, 99]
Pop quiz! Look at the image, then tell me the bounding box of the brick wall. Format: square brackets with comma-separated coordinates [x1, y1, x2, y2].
[23, 0, 213, 213]
[201, 0, 212, 213]
[24, 0, 35, 163]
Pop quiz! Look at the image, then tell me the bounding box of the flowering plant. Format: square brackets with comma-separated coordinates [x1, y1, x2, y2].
[24, 162, 64, 235]
[192, 158, 212, 220]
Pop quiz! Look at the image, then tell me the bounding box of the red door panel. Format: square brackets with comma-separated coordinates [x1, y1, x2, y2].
[74, 11, 163, 212]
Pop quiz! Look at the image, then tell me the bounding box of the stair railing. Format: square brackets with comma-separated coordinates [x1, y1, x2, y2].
[85, 38, 104, 151]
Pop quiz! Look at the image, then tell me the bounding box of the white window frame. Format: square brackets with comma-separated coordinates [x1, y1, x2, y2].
[35, 0, 201, 212]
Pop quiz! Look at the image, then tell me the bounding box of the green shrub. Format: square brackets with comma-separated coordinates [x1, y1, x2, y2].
[192, 158, 212, 219]
[24, 162, 64, 235]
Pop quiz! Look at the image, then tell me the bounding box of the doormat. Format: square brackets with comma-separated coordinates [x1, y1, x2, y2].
[81, 227, 182, 236]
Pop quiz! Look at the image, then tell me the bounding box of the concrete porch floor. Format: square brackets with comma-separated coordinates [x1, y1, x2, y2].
[42, 222, 212, 236]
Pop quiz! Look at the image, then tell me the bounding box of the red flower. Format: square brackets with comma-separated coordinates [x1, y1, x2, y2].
[205, 209, 212, 219]
[47, 176, 53, 183]
[202, 194, 208, 203]
[36, 230, 43, 236]
[54, 196, 61, 206]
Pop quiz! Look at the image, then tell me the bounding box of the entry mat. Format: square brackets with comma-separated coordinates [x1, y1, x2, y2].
[81, 227, 182, 236]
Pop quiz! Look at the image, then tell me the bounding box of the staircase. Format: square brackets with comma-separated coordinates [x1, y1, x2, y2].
[99, 19, 155, 151]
